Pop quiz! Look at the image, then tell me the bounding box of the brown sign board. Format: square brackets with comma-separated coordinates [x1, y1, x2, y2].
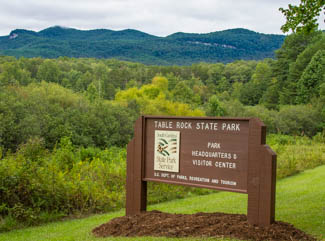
[126, 116, 277, 227]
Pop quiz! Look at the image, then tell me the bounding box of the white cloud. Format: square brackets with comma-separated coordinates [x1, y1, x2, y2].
[0, 0, 323, 36]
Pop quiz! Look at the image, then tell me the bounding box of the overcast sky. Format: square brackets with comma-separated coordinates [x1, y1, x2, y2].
[0, 0, 324, 36]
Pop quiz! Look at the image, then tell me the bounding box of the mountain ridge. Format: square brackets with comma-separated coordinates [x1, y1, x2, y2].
[0, 26, 285, 65]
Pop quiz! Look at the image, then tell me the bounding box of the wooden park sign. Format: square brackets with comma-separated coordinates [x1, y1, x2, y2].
[126, 116, 277, 227]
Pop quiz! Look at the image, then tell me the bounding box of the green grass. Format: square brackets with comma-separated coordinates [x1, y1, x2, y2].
[1, 165, 325, 241]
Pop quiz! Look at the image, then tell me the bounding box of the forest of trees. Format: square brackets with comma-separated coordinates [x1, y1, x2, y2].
[0, 30, 325, 231]
[0, 30, 324, 152]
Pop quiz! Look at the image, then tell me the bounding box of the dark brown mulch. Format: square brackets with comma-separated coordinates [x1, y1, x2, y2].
[92, 210, 316, 241]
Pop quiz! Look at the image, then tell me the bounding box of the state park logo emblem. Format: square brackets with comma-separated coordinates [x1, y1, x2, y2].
[154, 130, 180, 173]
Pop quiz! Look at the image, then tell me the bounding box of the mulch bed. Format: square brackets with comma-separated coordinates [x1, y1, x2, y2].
[92, 210, 316, 241]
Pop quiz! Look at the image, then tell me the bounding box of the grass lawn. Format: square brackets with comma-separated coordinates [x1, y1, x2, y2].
[0, 165, 324, 241]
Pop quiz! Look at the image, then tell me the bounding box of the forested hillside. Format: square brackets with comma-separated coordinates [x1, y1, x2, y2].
[0, 30, 324, 151]
[0, 26, 285, 65]
[0, 30, 324, 231]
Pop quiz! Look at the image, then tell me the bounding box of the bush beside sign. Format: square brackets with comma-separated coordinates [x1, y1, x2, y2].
[126, 116, 277, 227]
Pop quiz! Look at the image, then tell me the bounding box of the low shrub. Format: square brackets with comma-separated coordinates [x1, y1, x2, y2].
[267, 134, 325, 178]
[0, 137, 212, 231]
[221, 101, 323, 136]
[1, 134, 324, 231]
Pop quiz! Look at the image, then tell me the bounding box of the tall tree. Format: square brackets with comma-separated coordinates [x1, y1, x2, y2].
[273, 32, 320, 104]
[296, 49, 325, 103]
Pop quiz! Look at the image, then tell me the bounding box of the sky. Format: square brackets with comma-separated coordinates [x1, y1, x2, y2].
[0, 0, 324, 37]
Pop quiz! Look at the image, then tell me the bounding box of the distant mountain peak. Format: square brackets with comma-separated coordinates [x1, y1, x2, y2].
[39, 26, 77, 37]
[221, 28, 257, 33]
[51, 25, 72, 29]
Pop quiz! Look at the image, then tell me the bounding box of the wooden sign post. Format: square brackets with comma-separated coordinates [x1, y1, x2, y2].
[126, 116, 277, 227]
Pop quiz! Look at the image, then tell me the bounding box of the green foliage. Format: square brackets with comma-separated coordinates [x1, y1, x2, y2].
[171, 81, 197, 105]
[272, 31, 324, 105]
[36, 60, 60, 83]
[260, 79, 280, 109]
[215, 77, 231, 93]
[244, 105, 278, 133]
[251, 61, 273, 85]
[0, 61, 32, 86]
[275, 105, 322, 136]
[219, 101, 322, 136]
[115, 77, 204, 116]
[205, 95, 225, 117]
[0, 83, 136, 151]
[1, 134, 325, 233]
[0, 165, 325, 240]
[267, 134, 325, 178]
[287, 33, 325, 87]
[151, 76, 168, 92]
[0, 142, 127, 231]
[16, 137, 47, 162]
[0, 139, 212, 231]
[223, 60, 257, 83]
[280, 0, 325, 33]
[296, 49, 325, 103]
[239, 81, 263, 105]
[221, 99, 247, 117]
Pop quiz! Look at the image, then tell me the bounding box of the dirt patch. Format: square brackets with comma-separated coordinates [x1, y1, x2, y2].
[92, 211, 315, 241]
